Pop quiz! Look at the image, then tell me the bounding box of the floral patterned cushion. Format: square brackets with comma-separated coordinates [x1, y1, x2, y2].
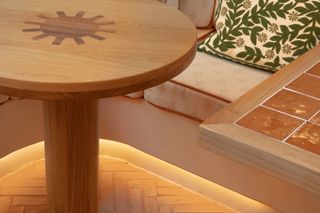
[198, 0, 320, 72]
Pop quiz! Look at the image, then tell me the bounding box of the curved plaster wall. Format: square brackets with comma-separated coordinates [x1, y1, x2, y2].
[0, 99, 43, 158]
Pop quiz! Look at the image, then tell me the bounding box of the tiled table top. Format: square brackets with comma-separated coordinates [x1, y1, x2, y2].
[236, 62, 320, 155]
[200, 46, 320, 197]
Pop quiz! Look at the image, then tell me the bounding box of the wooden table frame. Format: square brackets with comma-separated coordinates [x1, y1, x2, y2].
[200, 45, 320, 196]
[0, 1, 197, 212]
[44, 100, 99, 212]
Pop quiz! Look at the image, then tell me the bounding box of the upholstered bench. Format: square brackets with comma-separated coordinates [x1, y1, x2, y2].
[144, 52, 270, 120]
[143, 0, 269, 121]
[143, 0, 319, 121]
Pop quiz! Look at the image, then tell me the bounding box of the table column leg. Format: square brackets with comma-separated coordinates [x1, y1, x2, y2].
[43, 99, 98, 213]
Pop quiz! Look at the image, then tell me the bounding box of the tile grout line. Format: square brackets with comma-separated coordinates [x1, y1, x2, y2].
[233, 105, 260, 125]
[305, 72, 320, 79]
[234, 105, 306, 143]
[303, 62, 320, 74]
[284, 87, 320, 101]
[308, 108, 320, 124]
[233, 62, 320, 153]
[280, 62, 319, 89]
[281, 120, 307, 143]
[233, 62, 319, 125]
[233, 87, 286, 125]
[259, 105, 306, 122]
[234, 123, 283, 142]
[234, 105, 307, 143]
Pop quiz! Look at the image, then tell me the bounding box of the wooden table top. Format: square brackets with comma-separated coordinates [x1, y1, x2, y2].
[200, 45, 320, 196]
[0, 0, 196, 100]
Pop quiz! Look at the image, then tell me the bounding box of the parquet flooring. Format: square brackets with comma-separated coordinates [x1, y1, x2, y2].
[0, 157, 237, 213]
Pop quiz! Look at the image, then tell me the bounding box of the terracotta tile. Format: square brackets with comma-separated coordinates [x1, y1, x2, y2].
[307, 62, 320, 77]
[286, 74, 320, 99]
[310, 111, 320, 125]
[263, 89, 320, 119]
[237, 106, 304, 140]
[286, 123, 320, 155]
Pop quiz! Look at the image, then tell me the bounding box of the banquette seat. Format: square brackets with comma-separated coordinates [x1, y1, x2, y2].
[144, 0, 271, 121]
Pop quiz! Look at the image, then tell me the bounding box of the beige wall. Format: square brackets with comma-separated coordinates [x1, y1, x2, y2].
[0, 99, 43, 157]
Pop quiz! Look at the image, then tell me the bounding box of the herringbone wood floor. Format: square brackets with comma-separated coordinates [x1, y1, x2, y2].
[0, 157, 237, 213]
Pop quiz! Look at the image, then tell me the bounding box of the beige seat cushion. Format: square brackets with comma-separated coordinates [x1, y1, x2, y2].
[144, 52, 271, 120]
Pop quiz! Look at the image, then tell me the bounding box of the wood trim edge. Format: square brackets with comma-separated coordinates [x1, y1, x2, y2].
[199, 124, 320, 196]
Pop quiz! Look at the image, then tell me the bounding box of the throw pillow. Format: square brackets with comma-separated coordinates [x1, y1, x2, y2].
[198, 0, 320, 72]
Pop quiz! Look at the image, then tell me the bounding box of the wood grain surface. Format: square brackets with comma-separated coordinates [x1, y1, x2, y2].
[0, 1, 197, 212]
[0, 0, 196, 100]
[0, 158, 237, 213]
[200, 45, 320, 196]
[43, 100, 98, 213]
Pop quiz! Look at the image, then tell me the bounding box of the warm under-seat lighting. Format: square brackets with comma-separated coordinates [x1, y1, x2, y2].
[0, 139, 274, 213]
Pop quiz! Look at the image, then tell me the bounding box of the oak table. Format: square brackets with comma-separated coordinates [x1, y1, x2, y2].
[0, 0, 196, 212]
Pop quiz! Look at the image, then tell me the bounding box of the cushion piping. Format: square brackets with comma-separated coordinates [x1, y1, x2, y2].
[170, 79, 232, 103]
[146, 99, 203, 122]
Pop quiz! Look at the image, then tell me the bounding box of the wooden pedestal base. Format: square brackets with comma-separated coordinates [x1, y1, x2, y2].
[43, 100, 98, 213]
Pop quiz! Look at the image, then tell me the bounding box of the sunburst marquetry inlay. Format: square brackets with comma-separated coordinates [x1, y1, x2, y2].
[23, 11, 115, 45]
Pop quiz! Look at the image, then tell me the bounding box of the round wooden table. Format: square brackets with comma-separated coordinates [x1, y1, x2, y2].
[0, 0, 196, 212]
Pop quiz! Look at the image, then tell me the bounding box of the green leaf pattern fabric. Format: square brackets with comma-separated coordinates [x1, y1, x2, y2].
[198, 0, 320, 72]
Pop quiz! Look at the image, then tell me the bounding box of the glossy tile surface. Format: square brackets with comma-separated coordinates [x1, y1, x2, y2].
[286, 123, 320, 155]
[263, 89, 320, 119]
[236, 62, 320, 155]
[286, 74, 320, 99]
[237, 106, 304, 140]
[307, 63, 320, 77]
[310, 112, 320, 125]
